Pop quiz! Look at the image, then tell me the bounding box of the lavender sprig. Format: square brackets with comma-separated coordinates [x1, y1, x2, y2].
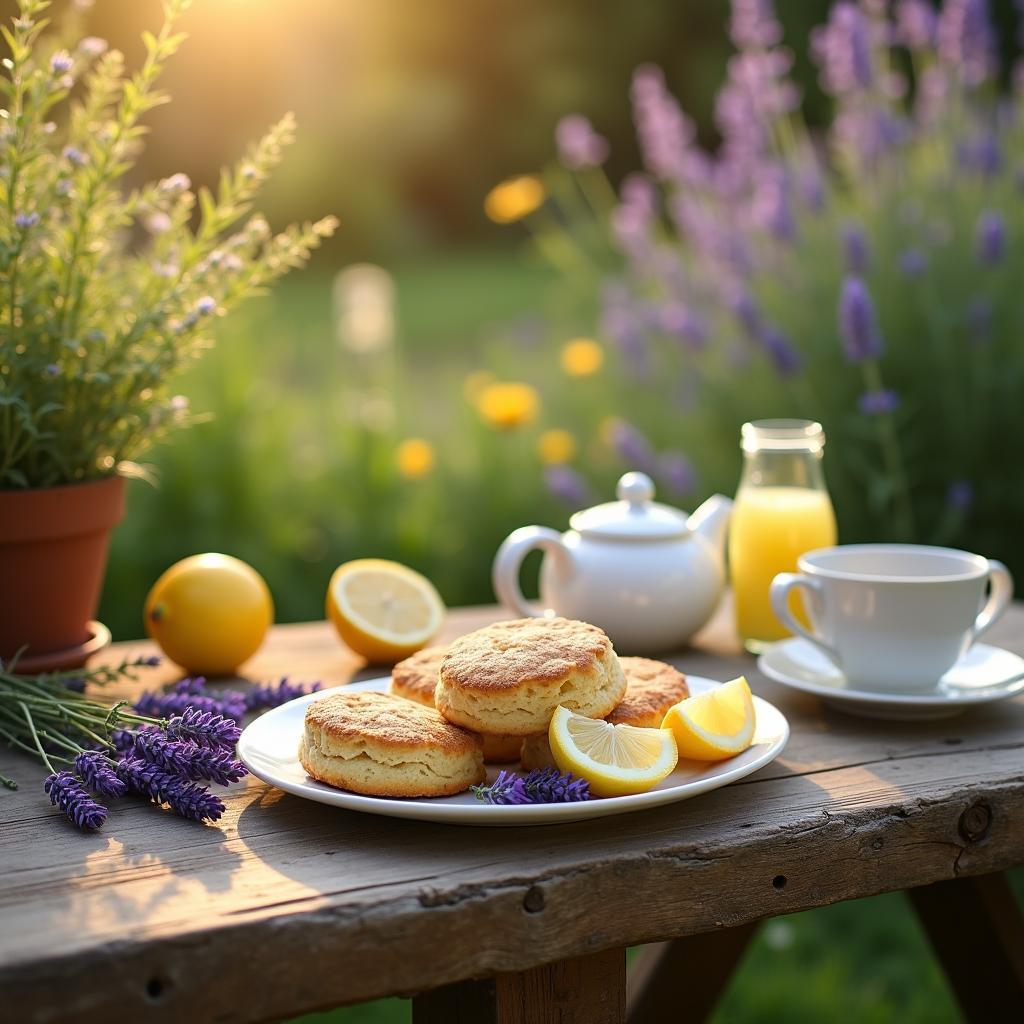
[135, 690, 247, 722]
[117, 757, 226, 822]
[43, 771, 107, 830]
[128, 730, 248, 785]
[165, 708, 242, 751]
[74, 751, 128, 797]
[472, 768, 590, 805]
[244, 677, 322, 712]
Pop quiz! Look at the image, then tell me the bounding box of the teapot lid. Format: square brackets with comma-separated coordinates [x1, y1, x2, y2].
[569, 472, 690, 539]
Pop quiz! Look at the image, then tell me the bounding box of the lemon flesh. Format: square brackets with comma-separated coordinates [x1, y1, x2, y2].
[327, 559, 445, 664]
[548, 705, 678, 798]
[662, 677, 756, 761]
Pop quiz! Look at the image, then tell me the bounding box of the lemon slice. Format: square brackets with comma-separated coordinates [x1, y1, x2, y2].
[326, 559, 445, 663]
[662, 677, 756, 761]
[548, 705, 678, 797]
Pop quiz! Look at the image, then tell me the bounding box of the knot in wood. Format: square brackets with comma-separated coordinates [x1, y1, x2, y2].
[522, 886, 545, 913]
[958, 802, 991, 843]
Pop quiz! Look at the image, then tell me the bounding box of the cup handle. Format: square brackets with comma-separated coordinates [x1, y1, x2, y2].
[971, 560, 1014, 642]
[492, 526, 569, 618]
[769, 573, 839, 663]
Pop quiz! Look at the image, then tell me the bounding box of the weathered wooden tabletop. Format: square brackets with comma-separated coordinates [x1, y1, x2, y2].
[2, 602, 1023, 1023]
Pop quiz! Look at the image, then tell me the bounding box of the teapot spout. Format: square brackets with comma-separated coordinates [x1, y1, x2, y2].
[687, 494, 733, 554]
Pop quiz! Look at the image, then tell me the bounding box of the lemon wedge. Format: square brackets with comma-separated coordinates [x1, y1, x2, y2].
[326, 559, 445, 664]
[662, 676, 756, 761]
[548, 705, 678, 797]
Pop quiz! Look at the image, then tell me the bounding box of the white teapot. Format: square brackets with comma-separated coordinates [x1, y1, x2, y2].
[492, 472, 732, 653]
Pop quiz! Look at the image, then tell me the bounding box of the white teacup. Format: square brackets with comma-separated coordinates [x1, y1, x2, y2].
[769, 544, 1013, 692]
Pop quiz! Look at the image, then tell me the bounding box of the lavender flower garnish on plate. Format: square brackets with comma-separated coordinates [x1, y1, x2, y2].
[472, 768, 591, 805]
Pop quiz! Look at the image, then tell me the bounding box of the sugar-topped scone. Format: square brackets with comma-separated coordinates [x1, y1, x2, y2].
[390, 645, 522, 763]
[435, 617, 626, 736]
[520, 657, 689, 770]
[299, 690, 485, 798]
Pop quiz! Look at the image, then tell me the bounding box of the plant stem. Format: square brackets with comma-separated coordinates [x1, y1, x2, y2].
[18, 701, 55, 774]
[862, 359, 915, 539]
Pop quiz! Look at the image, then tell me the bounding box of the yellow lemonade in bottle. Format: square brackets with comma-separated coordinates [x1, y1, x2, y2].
[730, 486, 837, 646]
[729, 420, 836, 652]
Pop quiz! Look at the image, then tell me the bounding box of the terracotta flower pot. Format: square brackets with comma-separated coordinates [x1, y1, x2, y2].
[0, 475, 126, 670]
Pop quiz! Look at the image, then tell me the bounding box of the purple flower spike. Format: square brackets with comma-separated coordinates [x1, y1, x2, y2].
[659, 452, 697, 497]
[74, 751, 128, 797]
[245, 678, 322, 712]
[760, 325, 804, 376]
[171, 677, 209, 696]
[947, 478, 974, 513]
[609, 420, 657, 473]
[812, 3, 874, 96]
[544, 465, 593, 508]
[976, 210, 1005, 265]
[938, 0, 995, 88]
[44, 771, 107, 830]
[135, 690, 246, 722]
[166, 707, 242, 751]
[555, 114, 610, 170]
[631, 65, 706, 187]
[897, 0, 938, 50]
[128, 731, 248, 785]
[14, 211, 39, 229]
[730, 0, 783, 50]
[841, 222, 870, 275]
[858, 389, 901, 416]
[117, 757, 226, 822]
[838, 277, 884, 362]
[899, 248, 928, 277]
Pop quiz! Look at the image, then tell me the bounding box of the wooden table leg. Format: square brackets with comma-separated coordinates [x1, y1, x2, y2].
[626, 922, 758, 1024]
[412, 947, 626, 1024]
[908, 871, 1024, 1024]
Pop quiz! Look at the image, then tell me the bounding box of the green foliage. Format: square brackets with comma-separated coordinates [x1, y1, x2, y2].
[0, 0, 336, 488]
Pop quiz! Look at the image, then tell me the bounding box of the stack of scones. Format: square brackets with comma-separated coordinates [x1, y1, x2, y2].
[298, 617, 688, 799]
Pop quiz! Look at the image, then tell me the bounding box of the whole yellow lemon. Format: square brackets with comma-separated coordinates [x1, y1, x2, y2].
[144, 553, 273, 676]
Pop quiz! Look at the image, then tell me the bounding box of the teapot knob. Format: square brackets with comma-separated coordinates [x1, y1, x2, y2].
[617, 471, 655, 508]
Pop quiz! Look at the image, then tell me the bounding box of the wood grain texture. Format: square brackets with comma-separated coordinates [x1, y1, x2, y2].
[1, 602, 1022, 1023]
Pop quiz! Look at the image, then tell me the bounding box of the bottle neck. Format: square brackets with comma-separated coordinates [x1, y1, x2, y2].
[739, 448, 827, 490]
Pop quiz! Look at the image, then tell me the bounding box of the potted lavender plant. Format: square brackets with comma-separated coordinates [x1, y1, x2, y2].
[0, 0, 336, 669]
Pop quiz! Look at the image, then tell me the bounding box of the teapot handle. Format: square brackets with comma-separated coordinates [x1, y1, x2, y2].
[492, 526, 569, 618]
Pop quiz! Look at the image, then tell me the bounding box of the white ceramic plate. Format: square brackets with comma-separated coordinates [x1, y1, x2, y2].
[758, 638, 1024, 721]
[237, 675, 789, 826]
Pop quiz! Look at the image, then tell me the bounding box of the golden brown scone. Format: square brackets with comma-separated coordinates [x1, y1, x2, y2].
[299, 690, 485, 798]
[520, 657, 689, 770]
[390, 645, 521, 763]
[435, 617, 626, 736]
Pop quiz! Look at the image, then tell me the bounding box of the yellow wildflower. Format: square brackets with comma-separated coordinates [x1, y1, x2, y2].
[484, 175, 546, 224]
[561, 338, 604, 377]
[476, 382, 540, 431]
[463, 369, 496, 402]
[396, 438, 436, 480]
[537, 429, 577, 465]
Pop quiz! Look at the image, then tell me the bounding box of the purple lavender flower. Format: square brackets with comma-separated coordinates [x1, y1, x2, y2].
[899, 247, 928, 277]
[631, 65, 706, 186]
[609, 419, 657, 473]
[74, 751, 128, 797]
[958, 131, 1001, 176]
[555, 114, 609, 170]
[44, 362, 60, 377]
[50, 50, 73, 74]
[658, 302, 709, 349]
[14, 211, 39, 229]
[472, 771, 532, 805]
[730, 288, 764, 340]
[127, 731, 248, 785]
[44, 771, 107, 830]
[938, 0, 995, 87]
[471, 768, 590, 805]
[117, 757, 225, 822]
[171, 676, 209, 695]
[659, 452, 697, 497]
[165, 708, 242, 751]
[858, 388, 901, 415]
[544, 465, 593, 507]
[245, 677, 322, 712]
[839, 277, 884, 362]
[750, 164, 795, 240]
[135, 690, 247, 722]
[729, 0, 783, 50]
[716, 51, 798, 164]
[610, 174, 657, 261]
[896, 0, 938, 50]
[195, 295, 217, 315]
[760, 324, 804, 376]
[947, 478, 974, 512]
[600, 283, 649, 373]
[976, 210, 1005, 265]
[812, 3, 874, 95]
[842, 222, 870, 274]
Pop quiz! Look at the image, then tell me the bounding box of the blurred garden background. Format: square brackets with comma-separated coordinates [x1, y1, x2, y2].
[17, 0, 1023, 1019]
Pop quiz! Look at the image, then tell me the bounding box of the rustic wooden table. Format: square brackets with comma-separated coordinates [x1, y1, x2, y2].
[2, 603, 1023, 1024]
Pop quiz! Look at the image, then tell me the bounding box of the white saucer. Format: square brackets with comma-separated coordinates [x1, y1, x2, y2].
[757, 638, 1024, 720]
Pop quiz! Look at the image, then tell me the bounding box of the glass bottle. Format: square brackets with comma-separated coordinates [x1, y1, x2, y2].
[729, 419, 837, 653]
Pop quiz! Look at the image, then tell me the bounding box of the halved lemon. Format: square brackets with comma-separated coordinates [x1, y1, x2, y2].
[662, 676, 756, 761]
[326, 559, 445, 664]
[548, 705, 678, 797]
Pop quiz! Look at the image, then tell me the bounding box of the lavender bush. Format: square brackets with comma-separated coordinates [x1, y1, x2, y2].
[531, 0, 1020, 551]
[0, 0, 336, 489]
